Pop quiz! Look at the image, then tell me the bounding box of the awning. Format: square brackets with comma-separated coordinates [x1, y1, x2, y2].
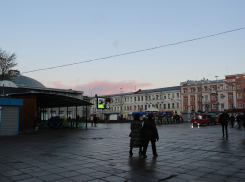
[8, 92, 93, 108]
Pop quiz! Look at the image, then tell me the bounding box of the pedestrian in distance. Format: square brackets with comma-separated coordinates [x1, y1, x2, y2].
[220, 109, 230, 138]
[129, 113, 143, 156]
[230, 114, 235, 128]
[237, 113, 242, 129]
[93, 116, 97, 126]
[141, 114, 159, 158]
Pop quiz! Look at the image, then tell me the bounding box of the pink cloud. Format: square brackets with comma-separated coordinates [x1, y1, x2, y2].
[46, 80, 153, 96]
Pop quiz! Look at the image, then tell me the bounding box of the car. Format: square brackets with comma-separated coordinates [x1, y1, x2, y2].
[191, 113, 211, 126]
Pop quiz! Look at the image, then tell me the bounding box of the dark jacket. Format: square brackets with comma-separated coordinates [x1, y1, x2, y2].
[141, 120, 159, 141]
[220, 113, 230, 124]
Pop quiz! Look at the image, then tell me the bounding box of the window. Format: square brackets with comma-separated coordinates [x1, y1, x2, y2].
[198, 96, 202, 101]
[205, 95, 208, 100]
[237, 93, 242, 99]
[198, 88, 202, 92]
[130, 97, 132, 102]
[148, 105, 151, 108]
[229, 85, 232, 90]
[177, 103, 179, 108]
[124, 106, 126, 110]
[172, 103, 175, 109]
[172, 93, 175, 99]
[164, 94, 166, 99]
[168, 94, 170, 99]
[212, 95, 216, 100]
[229, 103, 233, 109]
[190, 88, 195, 92]
[164, 104, 166, 109]
[152, 95, 155, 100]
[138, 105, 140, 110]
[138, 97, 140, 101]
[212, 86, 215, 91]
[238, 103, 243, 108]
[205, 87, 207, 91]
[229, 94, 233, 99]
[141, 105, 143, 110]
[160, 95, 162, 99]
[221, 103, 224, 109]
[130, 106, 132, 110]
[237, 85, 241, 89]
[184, 105, 188, 110]
[160, 104, 162, 109]
[141, 96, 143, 101]
[149, 96, 151, 100]
[184, 97, 188, 101]
[145, 105, 147, 110]
[198, 105, 202, 110]
[191, 105, 195, 110]
[156, 95, 159, 100]
[183, 89, 188, 93]
[134, 105, 136, 110]
[219, 85, 223, 90]
[212, 104, 216, 109]
[145, 96, 147, 101]
[168, 103, 170, 109]
[191, 96, 195, 101]
[177, 93, 179, 98]
[127, 106, 129, 110]
[125, 98, 126, 102]
[220, 94, 224, 99]
[134, 97, 136, 101]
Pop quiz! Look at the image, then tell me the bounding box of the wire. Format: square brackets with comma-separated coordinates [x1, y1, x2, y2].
[22, 27, 245, 74]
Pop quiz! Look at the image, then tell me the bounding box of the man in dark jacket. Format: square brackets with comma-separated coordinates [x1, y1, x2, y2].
[220, 109, 230, 138]
[141, 114, 159, 158]
[230, 114, 235, 127]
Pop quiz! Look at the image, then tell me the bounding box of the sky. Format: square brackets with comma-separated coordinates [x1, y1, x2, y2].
[1, 0, 245, 96]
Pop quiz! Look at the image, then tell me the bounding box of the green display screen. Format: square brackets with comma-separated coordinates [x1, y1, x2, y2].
[97, 98, 109, 109]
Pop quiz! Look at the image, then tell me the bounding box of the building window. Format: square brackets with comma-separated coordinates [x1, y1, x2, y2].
[130, 106, 132, 110]
[172, 103, 175, 109]
[191, 105, 195, 110]
[134, 97, 136, 101]
[177, 93, 179, 98]
[145, 105, 147, 110]
[198, 96, 202, 101]
[191, 96, 195, 101]
[152, 95, 155, 100]
[134, 105, 136, 110]
[160, 95, 162, 99]
[198, 105, 202, 110]
[177, 103, 179, 108]
[160, 104, 162, 109]
[127, 97, 129, 102]
[168, 94, 170, 99]
[141, 96, 143, 101]
[164, 94, 166, 99]
[124, 106, 126, 110]
[172, 93, 175, 99]
[205, 87, 207, 91]
[229, 103, 233, 109]
[190, 88, 195, 92]
[220, 94, 224, 99]
[221, 103, 224, 109]
[149, 96, 151, 100]
[138, 97, 140, 101]
[238, 103, 243, 108]
[184, 97, 188, 101]
[237, 85, 241, 89]
[164, 104, 166, 109]
[212, 95, 216, 100]
[237, 93, 242, 99]
[212, 104, 216, 109]
[125, 98, 127, 102]
[184, 105, 188, 110]
[168, 103, 170, 109]
[229, 85, 232, 90]
[219, 85, 223, 90]
[205, 95, 208, 100]
[183, 89, 188, 93]
[229, 94, 233, 99]
[130, 97, 132, 102]
[127, 106, 129, 110]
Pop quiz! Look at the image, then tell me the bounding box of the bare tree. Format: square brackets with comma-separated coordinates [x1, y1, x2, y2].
[0, 49, 17, 80]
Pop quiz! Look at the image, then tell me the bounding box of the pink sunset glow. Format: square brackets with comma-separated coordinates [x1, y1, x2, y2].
[45, 80, 153, 96]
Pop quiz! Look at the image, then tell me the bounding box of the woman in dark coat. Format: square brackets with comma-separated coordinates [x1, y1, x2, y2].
[141, 114, 159, 158]
[129, 113, 143, 156]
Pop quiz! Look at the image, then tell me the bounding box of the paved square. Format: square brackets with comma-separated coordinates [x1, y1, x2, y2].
[0, 123, 245, 182]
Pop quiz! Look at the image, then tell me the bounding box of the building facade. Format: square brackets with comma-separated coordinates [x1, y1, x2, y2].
[89, 86, 181, 119]
[180, 74, 245, 122]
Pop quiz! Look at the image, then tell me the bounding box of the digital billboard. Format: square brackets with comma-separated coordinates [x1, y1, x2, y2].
[97, 97, 110, 109]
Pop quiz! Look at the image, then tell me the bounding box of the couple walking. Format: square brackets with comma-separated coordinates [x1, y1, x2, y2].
[129, 113, 159, 158]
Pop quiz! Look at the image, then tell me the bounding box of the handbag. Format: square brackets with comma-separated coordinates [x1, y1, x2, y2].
[129, 120, 138, 137]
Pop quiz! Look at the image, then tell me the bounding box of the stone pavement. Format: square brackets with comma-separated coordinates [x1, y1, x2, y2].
[1, 123, 245, 182]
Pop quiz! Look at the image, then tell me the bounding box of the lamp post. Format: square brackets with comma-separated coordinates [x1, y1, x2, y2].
[215, 76, 219, 114]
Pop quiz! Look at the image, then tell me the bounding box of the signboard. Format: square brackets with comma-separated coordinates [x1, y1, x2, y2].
[97, 98, 110, 109]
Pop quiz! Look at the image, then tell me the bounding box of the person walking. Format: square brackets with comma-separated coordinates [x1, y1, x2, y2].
[129, 113, 143, 156]
[141, 114, 159, 158]
[237, 113, 242, 129]
[220, 109, 230, 138]
[230, 114, 235, 128]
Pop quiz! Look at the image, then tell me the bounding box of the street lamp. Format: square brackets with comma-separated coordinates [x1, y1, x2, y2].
[215, 76, 219, 114]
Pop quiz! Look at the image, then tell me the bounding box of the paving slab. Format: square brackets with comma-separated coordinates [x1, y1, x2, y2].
[1, 123, 245, 181]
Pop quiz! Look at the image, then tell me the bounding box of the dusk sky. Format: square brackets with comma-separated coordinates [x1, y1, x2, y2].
[1, 0, 245, 96]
